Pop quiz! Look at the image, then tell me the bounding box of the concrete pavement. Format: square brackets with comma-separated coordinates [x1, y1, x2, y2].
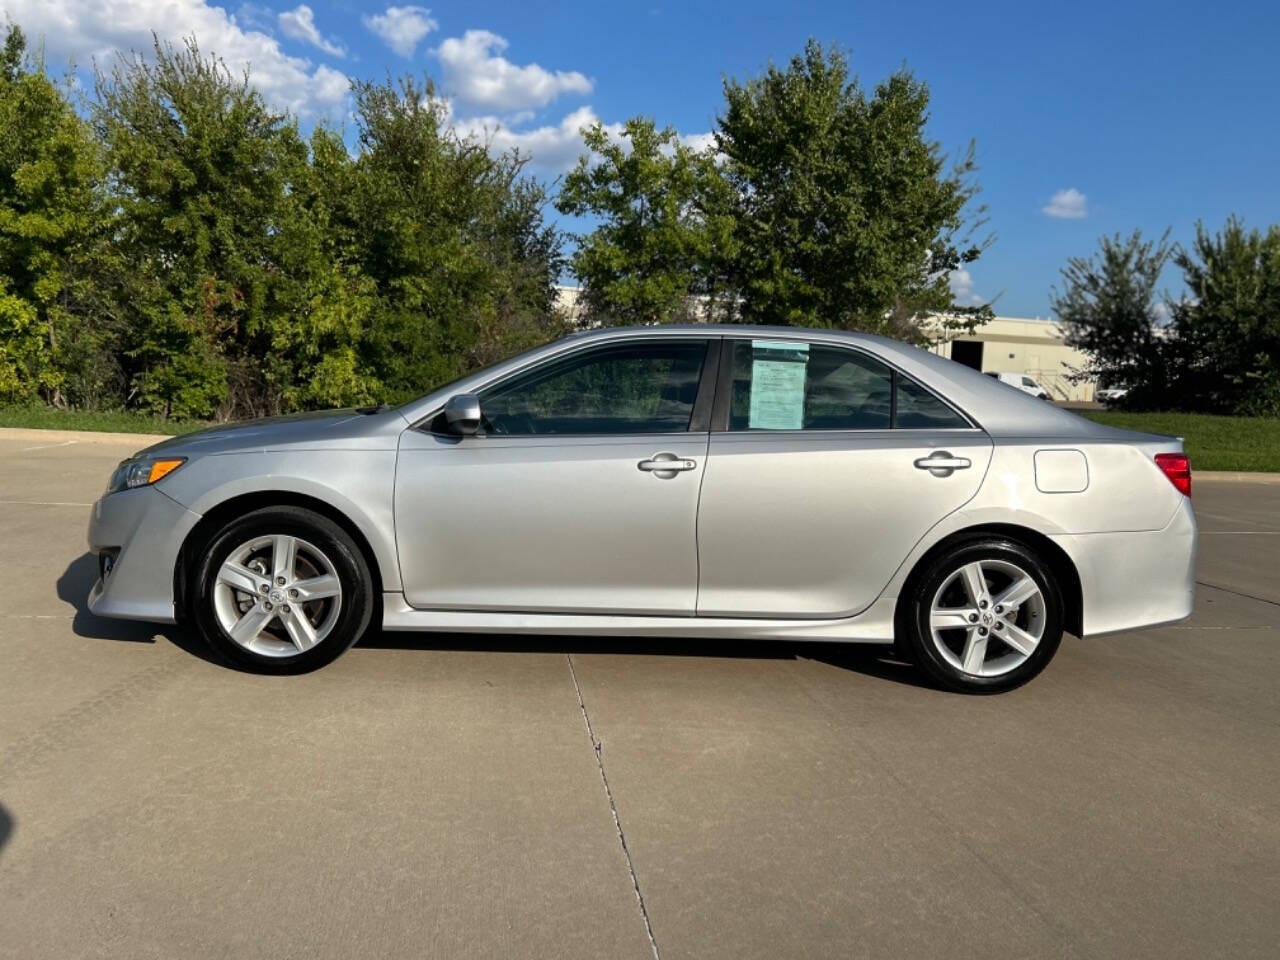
[0, 433, 1277, 959]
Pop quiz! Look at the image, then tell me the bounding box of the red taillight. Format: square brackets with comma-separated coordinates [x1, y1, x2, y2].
[1155, 452, 1191, 497]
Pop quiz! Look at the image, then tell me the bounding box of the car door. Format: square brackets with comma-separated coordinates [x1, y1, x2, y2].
[395, 337, 717, 615]
[695, 338, 993, 618]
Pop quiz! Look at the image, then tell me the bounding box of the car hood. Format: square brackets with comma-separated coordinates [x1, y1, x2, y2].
[134, 408, 409, 458]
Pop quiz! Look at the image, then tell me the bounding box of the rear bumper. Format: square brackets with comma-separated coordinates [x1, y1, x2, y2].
[1052, 497, 1197, 637]
[86, 486, 202, 623]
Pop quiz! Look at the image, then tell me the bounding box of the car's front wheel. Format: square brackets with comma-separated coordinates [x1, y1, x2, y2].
[899, 538, 1064, 693]
[191, 506, 374, 673]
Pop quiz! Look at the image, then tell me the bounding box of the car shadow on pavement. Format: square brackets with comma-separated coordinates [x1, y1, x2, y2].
[359, 632, 937, 690]
[55, 552, 228, 667]
[53, 552, 934, 687]
[0, 803, 12, 863]
[57, 553, 156, 644]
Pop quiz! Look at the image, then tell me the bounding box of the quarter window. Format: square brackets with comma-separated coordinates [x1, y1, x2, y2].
[895, 374, 968, 428]
[477, 341, 709, 435]
[726, 340, 968, 430]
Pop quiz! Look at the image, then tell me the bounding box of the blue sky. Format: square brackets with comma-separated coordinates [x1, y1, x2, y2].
[6, 0, 1279, 317]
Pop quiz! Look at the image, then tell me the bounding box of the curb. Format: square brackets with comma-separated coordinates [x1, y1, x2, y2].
[1195, 471, 1280, 485]
[0, 427, 173, 446]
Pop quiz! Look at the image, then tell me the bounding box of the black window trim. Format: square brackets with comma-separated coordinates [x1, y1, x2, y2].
[423, 335, 722, 439]
[710, 337, 980, 433]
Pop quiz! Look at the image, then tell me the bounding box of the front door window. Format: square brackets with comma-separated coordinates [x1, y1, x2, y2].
[479, 341, 709, 435]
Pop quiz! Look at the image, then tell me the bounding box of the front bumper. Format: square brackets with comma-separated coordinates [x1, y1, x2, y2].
[87, 486, 203, 623]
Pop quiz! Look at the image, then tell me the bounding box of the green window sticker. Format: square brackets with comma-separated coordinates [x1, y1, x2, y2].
[748, 340, 809, 429]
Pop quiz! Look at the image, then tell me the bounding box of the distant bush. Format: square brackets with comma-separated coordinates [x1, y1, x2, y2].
[1055, 220, 1280, 417]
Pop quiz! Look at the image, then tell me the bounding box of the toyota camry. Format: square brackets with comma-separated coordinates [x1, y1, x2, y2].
[86, 325, 1197, 692]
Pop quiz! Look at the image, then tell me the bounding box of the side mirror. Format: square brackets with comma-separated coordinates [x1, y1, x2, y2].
[443, 393, 482, 435]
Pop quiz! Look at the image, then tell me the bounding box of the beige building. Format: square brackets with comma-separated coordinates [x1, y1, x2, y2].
[553, 288, 1096, 402]
[924, 315, 1096, 402]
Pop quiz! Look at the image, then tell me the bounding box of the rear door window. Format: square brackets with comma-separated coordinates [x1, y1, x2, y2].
[726, 340, 968, 430]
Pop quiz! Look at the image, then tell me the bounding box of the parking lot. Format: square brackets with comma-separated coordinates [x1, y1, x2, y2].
[0, 430, 1277, 960]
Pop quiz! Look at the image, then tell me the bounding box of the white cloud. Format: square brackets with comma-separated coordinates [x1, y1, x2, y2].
[436, 30, 591, 112]
[433, 32, 690, 174]
[452, 106, 714, 175]
[678, 131, 716, 153]
[311, 64, 350, 103]
[948, 268, 985, 306]
[454, 105, 616, 171]
[362, 5, 438, 58]
[3, 0, 350, 116]
[1042, 187, 1088, 219]
[278, 4, 344, 58]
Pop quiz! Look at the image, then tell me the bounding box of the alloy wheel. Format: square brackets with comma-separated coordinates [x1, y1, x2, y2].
[212, 535, 343, 657]
[928, 558, 1046, 678]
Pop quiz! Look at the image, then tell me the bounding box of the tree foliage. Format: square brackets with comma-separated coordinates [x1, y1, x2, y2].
[717, 42, 988, 334]
[0, 24, 563, 419]
[557, 118, 735, 325]
[0, 25, 105, 404]
[560, 41, 991, 339]
[94, 37, 314, 417]
[1053, 229, 1176, 406]
[1170, 218, 1280, 416]
[338, 77, 564, 402]
[1054, 220, 1280, 416]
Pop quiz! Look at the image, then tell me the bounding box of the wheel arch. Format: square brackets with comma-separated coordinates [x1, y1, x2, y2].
[174, 491, 386, 620]
[895, 523, 1084, 638]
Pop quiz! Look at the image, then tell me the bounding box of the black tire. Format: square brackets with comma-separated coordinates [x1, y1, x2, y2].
[190, 506, 375, 674]
[897, 537, 1064, 694]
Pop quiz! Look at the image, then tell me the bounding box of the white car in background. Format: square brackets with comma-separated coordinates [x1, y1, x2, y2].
[1097, 385, 1129, 403]
[986, 371, 1050, 400]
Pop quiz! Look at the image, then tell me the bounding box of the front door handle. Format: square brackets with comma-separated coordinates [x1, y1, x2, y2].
[914, 451, 972, 477]
[638, 453, 697, 477]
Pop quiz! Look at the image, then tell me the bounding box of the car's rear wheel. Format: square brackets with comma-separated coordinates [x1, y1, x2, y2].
[191, 506, 374, 673]
[899, 538, 1064, 693]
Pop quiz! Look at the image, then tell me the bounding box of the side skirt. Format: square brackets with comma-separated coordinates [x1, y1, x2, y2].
[380, 593, 897, 643]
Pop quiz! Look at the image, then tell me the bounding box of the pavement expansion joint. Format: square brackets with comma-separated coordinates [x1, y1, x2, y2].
[1197, 580, 1280, 608]
[566, 653, 661, 960]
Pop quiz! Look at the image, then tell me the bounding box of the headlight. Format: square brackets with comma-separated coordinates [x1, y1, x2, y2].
[106, 457, 187, 494]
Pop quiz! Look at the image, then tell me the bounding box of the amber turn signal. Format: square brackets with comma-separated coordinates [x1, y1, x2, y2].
[147, 459, 186, 484]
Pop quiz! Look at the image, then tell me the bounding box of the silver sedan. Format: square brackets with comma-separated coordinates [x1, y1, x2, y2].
[86, 326, 1196, 692]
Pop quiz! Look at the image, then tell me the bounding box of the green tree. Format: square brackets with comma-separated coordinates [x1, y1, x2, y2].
[0, 22, 568, 418]
[1052, 229, 1176, 408]
[1170, 217, 1280, 416]
[559, 42, 990, 339]
[334, 77, 564, 402]
[268, 124, 384, 410]
[0, 24, 107, 404]
[557, 118, 736, 325]
[715, 41, 990, 336]
[0, 277, 41, 400]
[94, 36, 315, 419]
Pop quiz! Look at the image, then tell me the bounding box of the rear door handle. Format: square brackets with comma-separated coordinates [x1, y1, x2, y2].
[638, 453, 697, 476]
[914, 451, 972, 476]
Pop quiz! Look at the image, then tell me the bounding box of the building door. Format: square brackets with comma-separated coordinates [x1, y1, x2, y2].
[951, 339, 984, 370]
